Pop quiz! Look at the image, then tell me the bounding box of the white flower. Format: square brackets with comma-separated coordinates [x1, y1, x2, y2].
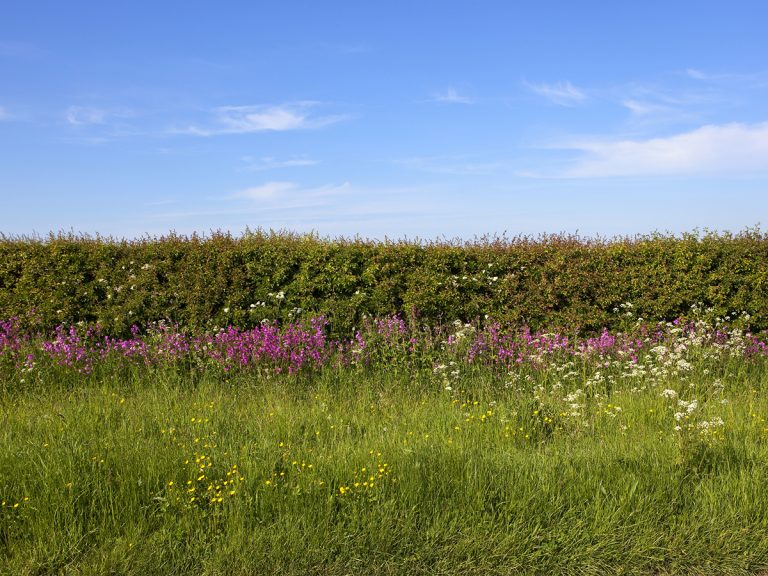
[660, 389, 678, 399]
[676, 359, 692, 371]
[698, 417, 724, 430]
[223, 307, 230, 313]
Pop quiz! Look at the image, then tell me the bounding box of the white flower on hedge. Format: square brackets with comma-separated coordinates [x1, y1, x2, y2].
[223, 307, 230, 313]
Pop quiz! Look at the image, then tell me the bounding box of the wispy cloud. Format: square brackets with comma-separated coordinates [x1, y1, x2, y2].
[147, 181, 437, 237]
[232, 181, 299, 200]
[65, 106, 107, 126]
[615, 82, 720, 129]
[177, 102, 347, 136]
[432, 87, 473, 104]
[534, 122, 768, 178]
[232, 181, 352, 203]
[687, 68, 715, 81]
[685, 68, 738, 81]
[621, 99, 673, 116]
[0, 106, 10, 121]
[242, 156, 318, 171]
[526, 80, 587, 106]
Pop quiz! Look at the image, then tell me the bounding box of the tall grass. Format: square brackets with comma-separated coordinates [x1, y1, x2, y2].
[2, 313, 768, 574]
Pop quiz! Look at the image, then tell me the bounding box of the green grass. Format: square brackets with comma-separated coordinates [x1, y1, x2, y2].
[2, 361, 768, 575]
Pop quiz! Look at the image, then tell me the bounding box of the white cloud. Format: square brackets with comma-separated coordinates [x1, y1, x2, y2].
[622, 99, 673, 116]
[432, 88, 473, 104]
[526, 80, 587, 106]
[233, 181, 298, 200]
[554, 122, 768, 177]
[242, 156, 318, 171]
[617, 83, 718, 127]
[147, 181, 436, 238]
[686, 68, 712, 80]
[179, 103, 346, 136]
[685, 68, 734, 81]
[66, 106, 107, 126]
[0, 106, 9, 120]
[232, 181, 352, 203]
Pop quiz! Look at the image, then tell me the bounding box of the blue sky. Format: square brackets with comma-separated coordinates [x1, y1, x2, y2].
[2, 0, 768, 240]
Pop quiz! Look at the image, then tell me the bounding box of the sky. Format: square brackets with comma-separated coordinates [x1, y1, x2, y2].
[1, 0, 768, 240]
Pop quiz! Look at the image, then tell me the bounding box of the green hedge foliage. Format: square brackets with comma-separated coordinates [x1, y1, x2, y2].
[1, 229, 767, 337]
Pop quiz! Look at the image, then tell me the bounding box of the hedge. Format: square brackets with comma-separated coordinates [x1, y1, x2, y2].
[1, 229, 766, 337]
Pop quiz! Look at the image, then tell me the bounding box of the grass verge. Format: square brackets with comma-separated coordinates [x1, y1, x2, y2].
[2, 361, 768, 575]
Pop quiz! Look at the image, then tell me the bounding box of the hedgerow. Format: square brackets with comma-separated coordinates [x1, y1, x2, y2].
[0, 228, 766, 337]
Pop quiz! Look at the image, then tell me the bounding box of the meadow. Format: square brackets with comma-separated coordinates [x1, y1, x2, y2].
[2, 306, 768, 575]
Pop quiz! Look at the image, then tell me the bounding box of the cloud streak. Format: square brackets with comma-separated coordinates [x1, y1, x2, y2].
[229, 181, 354, 208]
[526, 80, 587, 106]
[242, 156, 318, 171]
[65, 106, 107, 126]
[432, 88, 473, 104]
[147, 181, 437, 237]
[178, 102, 347, 136]
[544, 122, 768, 178]
[621, 99, 673, 116]
[233, 181, 300, 200]
[0, 106, 9, 121]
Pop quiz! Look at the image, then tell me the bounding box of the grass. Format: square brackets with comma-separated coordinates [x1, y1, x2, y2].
[2, 347, 768, 575]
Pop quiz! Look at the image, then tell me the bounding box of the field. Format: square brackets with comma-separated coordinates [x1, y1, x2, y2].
[2, 309, 768, 575]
